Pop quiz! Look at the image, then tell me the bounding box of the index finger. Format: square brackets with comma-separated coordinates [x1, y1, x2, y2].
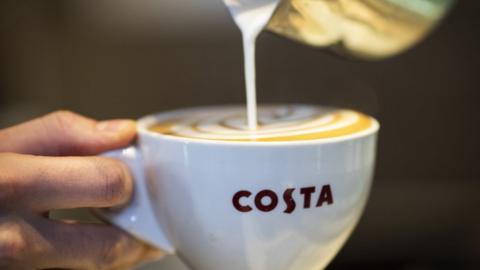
[0, 110, 136, 156]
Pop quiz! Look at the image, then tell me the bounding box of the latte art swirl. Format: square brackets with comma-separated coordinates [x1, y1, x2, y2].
[149, 105, 375, 142]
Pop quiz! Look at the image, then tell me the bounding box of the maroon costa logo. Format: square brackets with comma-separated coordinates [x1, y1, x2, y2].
[232, 185, 333, 214]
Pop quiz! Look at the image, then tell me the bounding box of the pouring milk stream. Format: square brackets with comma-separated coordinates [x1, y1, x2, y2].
[224, 0, 281, 130]
[223, 0, 454, 130]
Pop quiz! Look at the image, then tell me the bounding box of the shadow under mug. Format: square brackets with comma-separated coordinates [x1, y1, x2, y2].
[98, 108, 379, 270]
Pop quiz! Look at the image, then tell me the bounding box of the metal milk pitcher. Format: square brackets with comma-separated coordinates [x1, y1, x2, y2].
[266, 0, 455, 59]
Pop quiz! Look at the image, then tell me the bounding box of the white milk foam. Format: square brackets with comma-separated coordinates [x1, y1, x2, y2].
[150, 105, 373, 141]
[224, 0, 281, 130]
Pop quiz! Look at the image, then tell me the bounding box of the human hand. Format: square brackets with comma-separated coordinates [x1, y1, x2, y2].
[0, 111, 163, 270]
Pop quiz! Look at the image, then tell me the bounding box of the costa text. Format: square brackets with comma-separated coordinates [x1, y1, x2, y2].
[232, 184, 333, 214]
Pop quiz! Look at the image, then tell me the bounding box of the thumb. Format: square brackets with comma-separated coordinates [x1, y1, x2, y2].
[0, 110, 136, 156]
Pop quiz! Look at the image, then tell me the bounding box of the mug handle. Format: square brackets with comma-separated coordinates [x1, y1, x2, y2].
[96, 146, 175, 253]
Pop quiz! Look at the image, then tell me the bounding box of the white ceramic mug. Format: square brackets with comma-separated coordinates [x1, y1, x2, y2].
[100, 108, 379, 270]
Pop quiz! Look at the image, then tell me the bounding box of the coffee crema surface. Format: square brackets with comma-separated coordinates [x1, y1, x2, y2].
[149, 105, 375, 142]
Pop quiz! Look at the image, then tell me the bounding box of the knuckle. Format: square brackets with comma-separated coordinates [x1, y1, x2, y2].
[0, 225, 28, 266]
[95, 158, 132, 205]
[0, 181, 19, 208]
[96, 235, 132, 270]
[46, 110, 78, 136]
[41, 110, 82, 154]
[0, 154, 25, 207]
[49, 110, 78, 121]
[48, 110, 77, 126]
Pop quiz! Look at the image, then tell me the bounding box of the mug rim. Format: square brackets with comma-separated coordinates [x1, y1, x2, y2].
[136, 105, 380, 146]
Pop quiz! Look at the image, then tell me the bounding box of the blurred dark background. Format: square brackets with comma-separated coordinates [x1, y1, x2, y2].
[1, 0, 479, 269]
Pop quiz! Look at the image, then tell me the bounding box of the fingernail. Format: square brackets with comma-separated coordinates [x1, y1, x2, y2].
[143, 248, 164, 261]
[97, 120, 135, 133]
